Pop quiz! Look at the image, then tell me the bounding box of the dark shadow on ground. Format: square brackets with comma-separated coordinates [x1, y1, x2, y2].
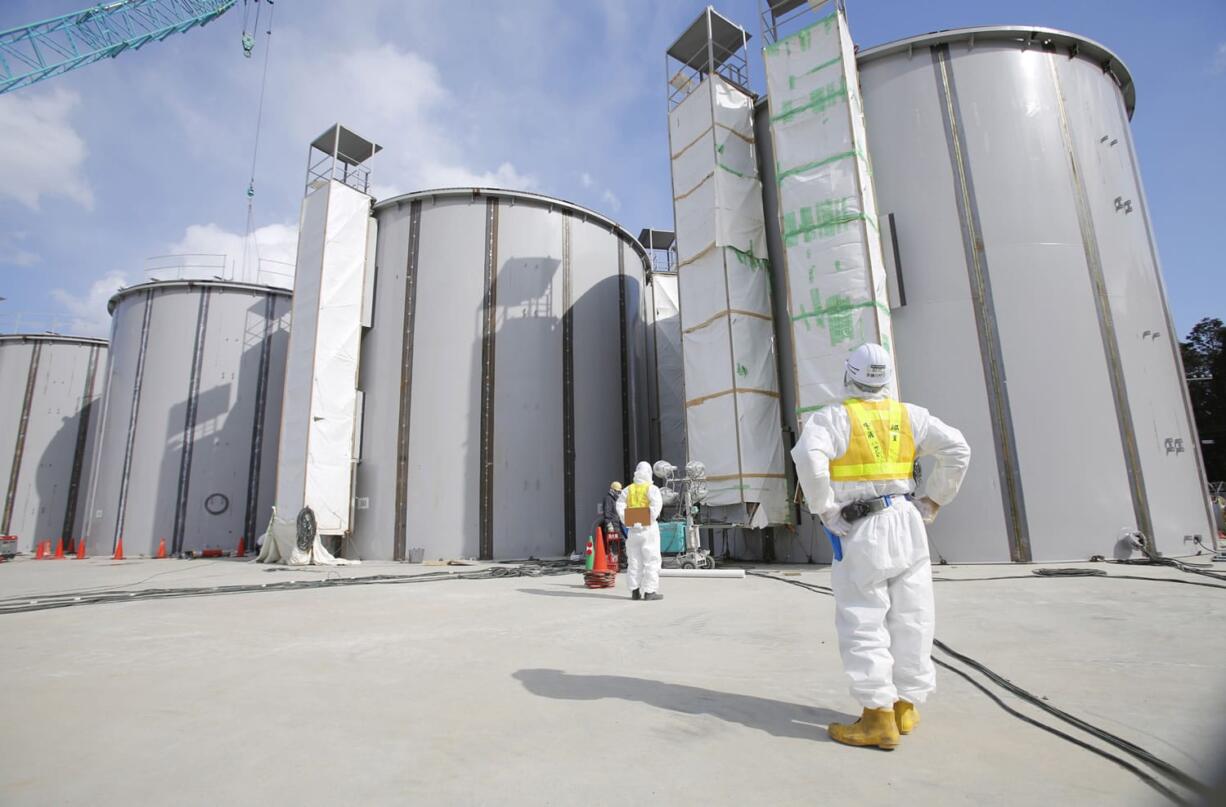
[517, 587, 626, 601]
[513, 668, 848, 741]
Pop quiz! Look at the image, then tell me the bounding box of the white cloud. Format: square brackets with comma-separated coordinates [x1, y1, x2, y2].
[163, 222, 299, 286]
[276, 41, 537, 196]
[0, 88, 92, 210]
[1213, 43, 1226, 75]
[580, 172, 594, 188]
[0, 231, 40, 267]
[601, 188, 622, 213]
[50, 270, 131, 337]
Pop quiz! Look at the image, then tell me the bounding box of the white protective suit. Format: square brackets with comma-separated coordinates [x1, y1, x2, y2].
[791, 387, 970, 709]
[616, 462, 664, 594]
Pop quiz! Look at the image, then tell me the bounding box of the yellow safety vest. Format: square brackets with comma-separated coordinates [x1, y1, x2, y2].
[829, 398, 916, 482]
[626, 483, 651, 509]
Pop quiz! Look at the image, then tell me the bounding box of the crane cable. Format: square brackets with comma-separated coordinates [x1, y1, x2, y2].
[240, 0, 276, 281]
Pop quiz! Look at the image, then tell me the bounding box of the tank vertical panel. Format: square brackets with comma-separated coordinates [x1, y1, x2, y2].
[257, 296, 292, 543]
[179, 289, 260, 553]
[853, 52, 1013, 562]
[944, 44, 1135, 560]
[22, 343, 88, 549]
[353, 205, 411, 560]
[625, 241, 651, 470]
[1055, 55, 1215, 552]
[570, 221, 623, 545]
[84, 294, 146, 553]
[0, 339, 105, 553]
[403, 199, 489, 561]
[121, 289, 198, 555]
[0, 341, 33, 544]
[493, 203, 565, 559]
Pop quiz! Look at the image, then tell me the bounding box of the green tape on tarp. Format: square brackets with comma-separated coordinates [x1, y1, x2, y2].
[771, 78, 848, 124]
[788, 55, 843, 90]
[726, 244, 769, 272]
[792, 285, 891, 346]
[775, 149, 867, 185]
[782, 197, 877, 246]
[763, 11, 838, 56]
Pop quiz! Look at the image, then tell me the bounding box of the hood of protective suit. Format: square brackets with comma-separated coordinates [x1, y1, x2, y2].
[844, 379, 892, 401]
[633, 461, 653, 484]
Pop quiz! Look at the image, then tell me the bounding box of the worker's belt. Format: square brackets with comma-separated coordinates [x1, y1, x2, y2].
[840, 495, 895, 524]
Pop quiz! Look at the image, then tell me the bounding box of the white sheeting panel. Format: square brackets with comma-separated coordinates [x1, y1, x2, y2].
[669, 74, 789, 521]
[763, 8, 895, 423]
[275, 179, 371, 535]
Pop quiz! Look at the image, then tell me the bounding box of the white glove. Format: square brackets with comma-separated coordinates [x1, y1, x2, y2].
[821, 508, 853, 538]
[914, 496, 941, 525]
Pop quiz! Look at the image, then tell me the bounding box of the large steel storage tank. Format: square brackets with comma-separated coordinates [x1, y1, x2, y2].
[83, 280, 291, 556]
[0, 335, 107, 554]
[354, 188, 650, 561]
[757, 26, 1211, 562]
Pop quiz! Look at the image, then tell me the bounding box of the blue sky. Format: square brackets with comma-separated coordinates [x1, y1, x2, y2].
[0, 0, 1222, 337]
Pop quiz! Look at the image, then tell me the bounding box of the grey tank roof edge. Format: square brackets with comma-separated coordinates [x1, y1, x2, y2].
[107, 278, 292, 314]
[372, 187, 651, 268]
[753, 25, 1136, 118]
[0, 333, 109, 347]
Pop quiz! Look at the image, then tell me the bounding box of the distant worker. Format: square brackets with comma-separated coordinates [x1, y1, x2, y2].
[791, 343, 970, 750]
[616, 462, 664, 601]
[601, 481, 625, 564]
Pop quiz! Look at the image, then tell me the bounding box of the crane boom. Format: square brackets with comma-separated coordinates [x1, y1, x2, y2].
[0, 0, 236, 95]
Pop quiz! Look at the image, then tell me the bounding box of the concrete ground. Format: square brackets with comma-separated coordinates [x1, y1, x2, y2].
[1, 554, 1224, 806]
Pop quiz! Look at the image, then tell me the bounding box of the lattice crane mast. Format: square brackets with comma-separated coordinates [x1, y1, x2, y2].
[0, 0, 240, 95]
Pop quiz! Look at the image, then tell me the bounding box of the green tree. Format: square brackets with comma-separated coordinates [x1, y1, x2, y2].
[1180, 317, 1225, 484]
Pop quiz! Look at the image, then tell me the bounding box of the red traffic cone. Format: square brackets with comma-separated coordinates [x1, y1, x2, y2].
[235, 534, 246, 558]
[76, 539, 86, 559]
[113, 536, 124, 561]
[592, 526, 608, 573]
[54, 538, 65, 560]
[35, 541, 46, 560]
[155, 538, 167, 559]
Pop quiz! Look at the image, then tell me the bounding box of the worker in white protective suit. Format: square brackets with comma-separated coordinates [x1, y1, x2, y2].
[791, 343, 970, 750]
[616, 462, 664, 601]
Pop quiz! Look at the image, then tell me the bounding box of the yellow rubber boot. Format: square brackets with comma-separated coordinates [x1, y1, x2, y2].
[894, 700, 919, 735]
[828, 707, 900, 750]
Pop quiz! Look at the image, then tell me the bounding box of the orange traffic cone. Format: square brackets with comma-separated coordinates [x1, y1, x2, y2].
[35, 541, 46, 560]
[584, 526, 616, 589]
[155, 538, 167, 559]
[113, 536, 124, 561]
[235, 534, 245, 558]
[76, 539, 86, 559]
[54, 538, 65, 559]
[592, 527, 607, 573]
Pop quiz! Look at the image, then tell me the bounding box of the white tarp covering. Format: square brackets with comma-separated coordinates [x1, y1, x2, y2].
[763, 8, 895, 424]
[274, 179, 372, 536]
[668, 75, 790, 524]
[651, 273, 687, 472]
[256, 507, 359, 566]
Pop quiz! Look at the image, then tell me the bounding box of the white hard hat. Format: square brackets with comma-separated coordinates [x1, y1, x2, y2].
[845, 343, 893, 389]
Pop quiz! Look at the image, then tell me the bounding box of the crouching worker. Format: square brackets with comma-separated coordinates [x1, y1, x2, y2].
[616, 462, 664, 601]
[791, 343, 970, 750]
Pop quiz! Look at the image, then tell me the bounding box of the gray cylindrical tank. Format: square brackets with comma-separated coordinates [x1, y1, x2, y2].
[83, 280, 291, 556]
[756, 26, 1212, 562]
[646, 271, 687, 473]
[354, 188, 650, 561]
[0, 335, 107, 554]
